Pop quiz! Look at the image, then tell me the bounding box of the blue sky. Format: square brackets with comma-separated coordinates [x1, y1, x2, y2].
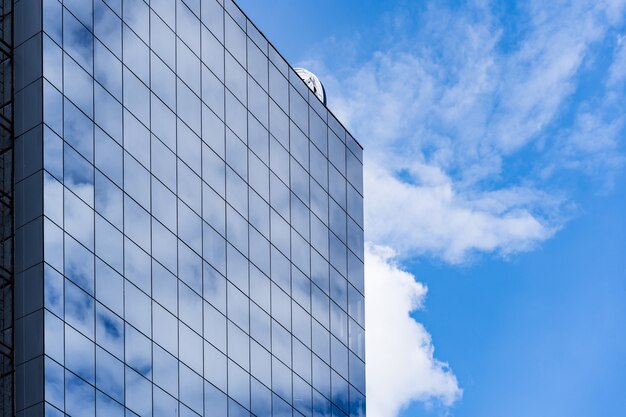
[236, 0, 626, 416]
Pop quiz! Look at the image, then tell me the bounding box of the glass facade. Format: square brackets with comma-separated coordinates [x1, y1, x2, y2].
[11, 0, 364, 416]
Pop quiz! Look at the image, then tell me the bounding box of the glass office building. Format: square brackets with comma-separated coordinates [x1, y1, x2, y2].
[7, 0, 364, 416]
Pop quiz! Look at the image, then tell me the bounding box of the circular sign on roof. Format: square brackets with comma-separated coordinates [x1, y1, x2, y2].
[294, 68, 326, 105]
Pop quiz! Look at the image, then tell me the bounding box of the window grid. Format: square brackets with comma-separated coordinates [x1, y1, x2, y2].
[39, 0, 365, 416]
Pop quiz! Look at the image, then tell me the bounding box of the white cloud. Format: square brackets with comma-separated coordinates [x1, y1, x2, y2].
[310, 0, 626, 261]
[365, 163, 557, 264]
[365, 244, 461, 417]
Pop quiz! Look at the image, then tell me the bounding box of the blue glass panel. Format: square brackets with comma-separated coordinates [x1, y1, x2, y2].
[202, 144, 225, 197]
[249, 265, 270, 313]
[179, 242, 203, 295]
[348, 385, 366, 417]
[123, 24, 149, 84]
[125, 323, 152, 377]
[250, 339, 271, 388]
[227, 207, 248, 258]
[249, 190, 270, 240]
[331, 371, 349, 413]
[151, 0, 175, 29]
[44, 311, 64, 365]
[312, 355, 330, 399]
[152, 261, 178, 314]
[94, 129, 122, 186]
[227, 282, 249, 333]
[228, 322, 250, 370]
[330, 336, 348, 379]
[64, 99, 94, 163]
[65, 324, 95, 383]
[95, 258, 123, 313]
[249, 298, 270, 348]
[95, 0, 121, 56]
[123, 0, 149, 41]
[66, 0, 92, 28]
[178, 80, 202, 135]
[272, 359, 292, 408]
[204, 222, 226, 275]
[151, 13, 175, 68]
[44, 126, 63, 181]
[293, 338, 312, 381]
[153, 344, 178, 397]
[251, 377, 271, 417]
[271, 319, 291, 366]
[124, 281, 151, 336]
[96, 390, 125, 417]
[152, 221, 178, 272]
[273, 393, 293, 417]
[249, 226, 270, 275]
[123, 68, 150, 126]
[329, 269, 347, 311]
[249, 79, 268, 127]
[124, 111, 150, 169]
[96, 346, 124, 402]
[228, 360, 250, 409]
[269, 64, 288, 114]
[203, 183, 226, 235]
[270, 247, 290, 295]
[204, 381, 227, 416]
[44, 264, 64, 316]
[204, 341, 228, 392]
[204, 261, 227, 313]
[178, 160, 202, 214]
[349, 352, 366, 395]
[45, 357, 64, 410]
[44, 173, 63, 227]
[95, 215, 123, 272]
[204, 301, 227, 352]
[65, 370, 96, 417]
[177, 0, 200, 54]
[152, 302, 178, 356]
[330, 302, 348, 345]
[43, 0, 62, 44]
[63, 9, 93, 72]
[313, 390, 331, 417]
[348, 318, 365, 362]
[95, 302, 124, 359]
[292, 302, 311, 347]
[225, 91, 247, 142]
[43, 34, 62, 89]
[65, 234, 94, 293]
[226, 167, 248, 218]
[293, 374, 313, 417]
[153, 386, 178, 417]
[65, 278, 95, 338]
[95, 40, 122, 101]
[347, 252, 364, 295]
[124, 237, 151, 293]
[179, 323, 203, 374]
[312, 284, 330, 330]
[124, 196, 151, 253]
[201, 0, 223, 41]
[179, 281, 202, 333]
[125, 366, 152, 417]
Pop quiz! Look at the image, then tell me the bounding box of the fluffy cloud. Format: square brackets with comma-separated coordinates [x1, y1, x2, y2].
[365, 163, 556, 263]
[312, 0, 626, 261]
[365, 244, 461, 417]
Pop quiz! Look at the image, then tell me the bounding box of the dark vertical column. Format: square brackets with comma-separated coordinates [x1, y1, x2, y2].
[0, 0, 15, 415]
[12, 0, 44, 415]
